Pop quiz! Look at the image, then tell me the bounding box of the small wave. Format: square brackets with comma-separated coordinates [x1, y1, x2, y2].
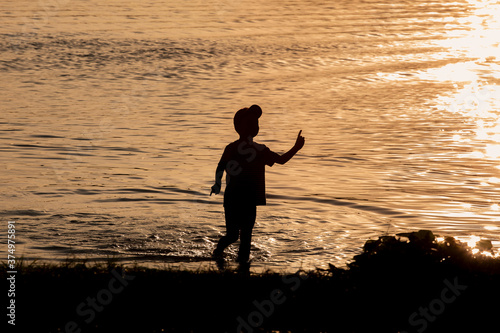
[31, 245, 70, 251]
[268, 194, 411, 217]
[30, 134, 65, 139]
[0, 209, 48, 217]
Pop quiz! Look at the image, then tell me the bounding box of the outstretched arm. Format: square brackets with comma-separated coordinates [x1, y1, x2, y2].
[276, 130, 305, 165]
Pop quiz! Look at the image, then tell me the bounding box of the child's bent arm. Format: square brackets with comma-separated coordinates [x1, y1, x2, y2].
[276, 146, 300, 165]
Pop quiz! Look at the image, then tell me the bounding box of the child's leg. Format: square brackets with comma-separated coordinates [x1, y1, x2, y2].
[213, 206, 240, 256]
[237, 205, 256, 263]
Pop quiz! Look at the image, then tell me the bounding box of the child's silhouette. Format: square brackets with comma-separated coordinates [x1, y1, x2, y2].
[210, 104, 305, 264]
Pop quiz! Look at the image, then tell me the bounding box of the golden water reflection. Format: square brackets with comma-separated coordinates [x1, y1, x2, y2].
[436, 83, 500, 160]
[430, 0, 500, 159]
[423, 0, 500, 223]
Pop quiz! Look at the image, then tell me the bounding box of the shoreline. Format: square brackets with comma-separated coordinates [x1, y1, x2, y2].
[3, 230, 500, 332]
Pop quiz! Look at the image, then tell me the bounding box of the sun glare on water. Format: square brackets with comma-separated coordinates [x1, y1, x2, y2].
[465, 235, 482, 248]
[448, 235, 500, 257]
[430, 4, 500, 246]
[431, 0, 500, 173]
[427, 0, 500, 224]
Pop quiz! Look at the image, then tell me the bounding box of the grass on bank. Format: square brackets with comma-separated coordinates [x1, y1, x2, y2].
[2, 230, 500, 333]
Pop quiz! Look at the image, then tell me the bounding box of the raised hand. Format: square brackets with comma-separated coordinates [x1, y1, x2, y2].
[294, 130, 305, 150]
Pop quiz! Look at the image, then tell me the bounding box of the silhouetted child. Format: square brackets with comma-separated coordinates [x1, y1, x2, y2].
[210, 104, 305, 264]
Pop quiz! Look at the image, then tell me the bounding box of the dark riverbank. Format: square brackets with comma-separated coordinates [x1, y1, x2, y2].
[4, 230, 500, 332]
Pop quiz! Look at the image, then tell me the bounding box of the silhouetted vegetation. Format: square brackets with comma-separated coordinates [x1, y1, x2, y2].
[3, 230, 499, 332]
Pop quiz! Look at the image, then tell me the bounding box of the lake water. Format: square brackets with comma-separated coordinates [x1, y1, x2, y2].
[1, 0, 500, 272]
